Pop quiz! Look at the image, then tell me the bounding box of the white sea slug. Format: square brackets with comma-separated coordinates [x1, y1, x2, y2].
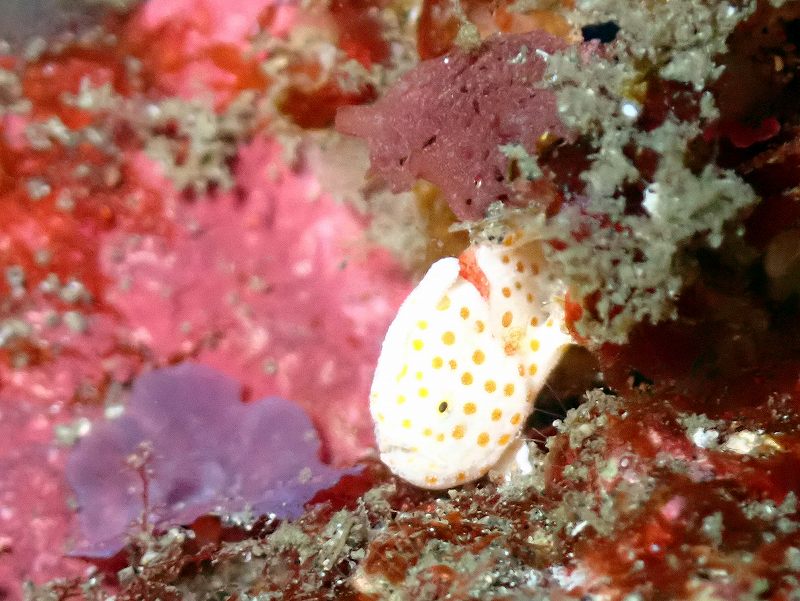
[369, 239, 573, 489]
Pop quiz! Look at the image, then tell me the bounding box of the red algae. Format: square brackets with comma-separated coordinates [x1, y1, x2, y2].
[575, 476, 772, 599]
[0, 43, 168, 397]
[269, 0, 404, 131]
[119, 0, 275, 107]
[328, 0, 392, 68]
[557, 395, 800, 600]
[276, 68, 376, 129]
[417, 0, 462, 60]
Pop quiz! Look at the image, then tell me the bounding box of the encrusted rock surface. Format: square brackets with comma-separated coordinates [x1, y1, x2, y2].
[7, 0, 800, 600]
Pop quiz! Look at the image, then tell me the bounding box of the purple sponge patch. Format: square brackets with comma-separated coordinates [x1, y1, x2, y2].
[66, 363, 352, 557]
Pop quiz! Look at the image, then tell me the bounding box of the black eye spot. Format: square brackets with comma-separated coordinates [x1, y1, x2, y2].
[438, 401, 448, 413]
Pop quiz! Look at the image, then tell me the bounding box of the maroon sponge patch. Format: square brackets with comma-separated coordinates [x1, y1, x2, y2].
[336, 30, 569, 220]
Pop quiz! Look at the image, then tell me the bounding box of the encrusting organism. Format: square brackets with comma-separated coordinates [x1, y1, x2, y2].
[66, 363, 353, 557]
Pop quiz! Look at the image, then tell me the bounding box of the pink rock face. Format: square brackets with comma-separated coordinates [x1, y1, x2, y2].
[102, 138, 411, 466]
[0, 398, 87, 600]
[336, 31, 568, 221]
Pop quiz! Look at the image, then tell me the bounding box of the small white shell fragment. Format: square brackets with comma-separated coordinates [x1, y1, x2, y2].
[721, 430, 782, 456]
[370, 241, 574, 490]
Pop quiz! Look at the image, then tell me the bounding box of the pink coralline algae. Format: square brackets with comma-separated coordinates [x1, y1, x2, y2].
[65, 363, 353, 558]
[336, 30, 568, 220]
[102, 138, 411, 466]
[0, 398, 86, 598]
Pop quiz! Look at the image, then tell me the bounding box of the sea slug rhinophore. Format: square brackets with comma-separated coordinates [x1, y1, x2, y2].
[369, 236, 573, 489]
